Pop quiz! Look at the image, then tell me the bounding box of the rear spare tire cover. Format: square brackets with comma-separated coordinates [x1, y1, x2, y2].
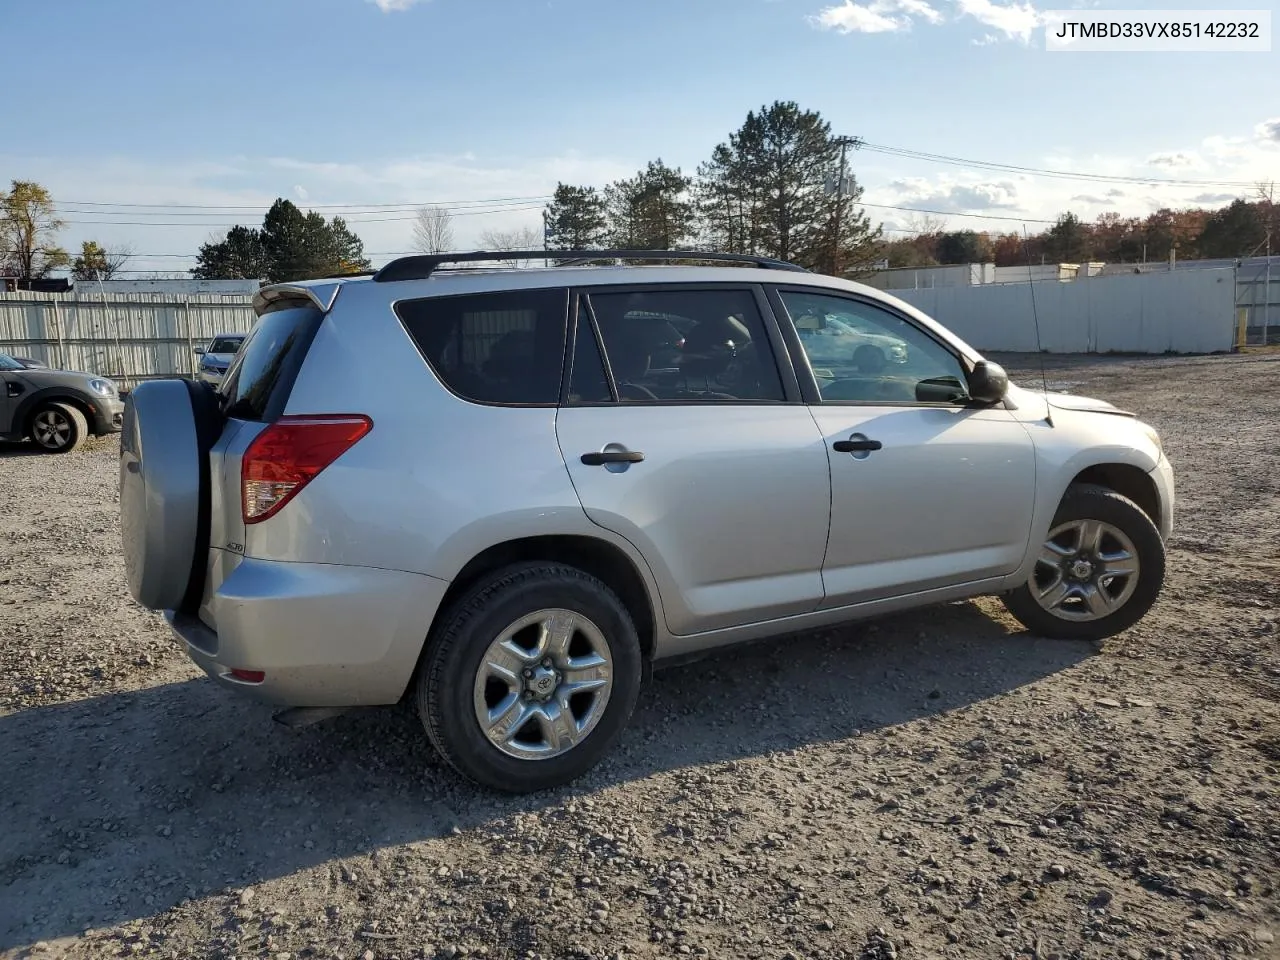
[120, 379, 220, 610]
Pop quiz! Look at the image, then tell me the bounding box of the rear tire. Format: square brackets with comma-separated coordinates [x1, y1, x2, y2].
[1003, 484, 1164, 641]
[417, 562, 642, 793]
[29, 402, 87, 453]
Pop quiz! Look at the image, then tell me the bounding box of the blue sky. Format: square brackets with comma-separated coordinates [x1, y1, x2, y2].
[3, 0, 1276, 274]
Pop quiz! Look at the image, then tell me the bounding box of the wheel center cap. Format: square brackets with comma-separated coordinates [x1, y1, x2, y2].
[1070, 559, 1094, 580]
[529, 666, 558, 698]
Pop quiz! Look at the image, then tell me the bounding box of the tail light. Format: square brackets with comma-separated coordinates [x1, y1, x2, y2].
[242, 415, 372, 524]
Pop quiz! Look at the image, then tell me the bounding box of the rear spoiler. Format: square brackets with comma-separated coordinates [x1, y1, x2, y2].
[252, 281, 344, 317]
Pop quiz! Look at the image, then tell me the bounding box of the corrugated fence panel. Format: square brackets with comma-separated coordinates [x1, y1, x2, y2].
[0, 292, 255, 385]
[891, 268, 1237, 354]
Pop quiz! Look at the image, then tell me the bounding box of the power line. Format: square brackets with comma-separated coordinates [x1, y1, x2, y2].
[859, 142, 1261, 189]
[858, 200, 1054, 224]
[53, 193, 554, 210]
[55, 204, 548, 227]
[56, 198, 554, 218]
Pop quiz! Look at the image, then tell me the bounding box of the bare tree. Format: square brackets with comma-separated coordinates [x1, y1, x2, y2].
[902, 212, 947, 236]
[413, 205, 454, 254]
[479, 225, 543, 267]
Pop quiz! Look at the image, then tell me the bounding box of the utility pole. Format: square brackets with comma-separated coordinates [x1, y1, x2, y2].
[828, 136, 862, 277]
[1263, 183, 1274, 346]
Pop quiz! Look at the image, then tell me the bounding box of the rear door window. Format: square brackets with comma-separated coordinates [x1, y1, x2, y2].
[581, 287, 785, 403]
[219, 306, 322, 421]
[395, 289, 569, 405]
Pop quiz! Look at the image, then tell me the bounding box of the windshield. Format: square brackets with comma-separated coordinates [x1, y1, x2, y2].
[207, 337, 244, 355]
[0, 354, 24, 371]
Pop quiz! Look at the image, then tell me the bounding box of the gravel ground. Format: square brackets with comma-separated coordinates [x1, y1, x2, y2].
[1, 352, 1278, 960]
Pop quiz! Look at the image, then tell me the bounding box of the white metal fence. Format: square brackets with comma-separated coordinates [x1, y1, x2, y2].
[0, 292, 256, 387]
[0, 268, 1254, 379]
[888, 267, 1238, 354]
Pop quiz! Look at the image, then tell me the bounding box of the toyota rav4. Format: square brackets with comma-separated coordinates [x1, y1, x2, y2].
[119, 250, 1174, 793]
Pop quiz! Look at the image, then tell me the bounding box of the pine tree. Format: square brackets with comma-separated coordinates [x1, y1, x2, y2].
[542, 184, 607, 251]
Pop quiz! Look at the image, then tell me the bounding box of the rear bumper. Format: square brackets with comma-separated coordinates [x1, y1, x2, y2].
[165, 556, 450, 707]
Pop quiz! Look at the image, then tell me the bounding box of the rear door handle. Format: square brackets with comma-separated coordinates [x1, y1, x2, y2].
[581, 450, 645, 466]
[832, 438, 882, 453]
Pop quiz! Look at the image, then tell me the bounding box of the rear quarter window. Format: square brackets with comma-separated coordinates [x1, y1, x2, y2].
[395, 289, 569, 405]
[219, 306, 322, 421]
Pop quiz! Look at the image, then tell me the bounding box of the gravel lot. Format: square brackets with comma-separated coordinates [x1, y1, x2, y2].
[2, 352, 1278, 960]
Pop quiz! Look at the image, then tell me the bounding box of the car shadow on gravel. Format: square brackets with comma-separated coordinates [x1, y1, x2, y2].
[0, 602, 1090, 949]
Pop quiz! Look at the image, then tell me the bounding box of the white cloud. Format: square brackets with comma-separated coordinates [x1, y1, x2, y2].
[1146, 152, 1200, 169]
[1192, 192, 1243, 205]
[954, 0, 1040, 43]
[293, 184, 309, 201]
[813, 0, 1040, 43]
[1256, 118, 1280, 143]
[885, 176, 1024, 214]
[366, 0, 426, 11]
[811, 0, 941, 34]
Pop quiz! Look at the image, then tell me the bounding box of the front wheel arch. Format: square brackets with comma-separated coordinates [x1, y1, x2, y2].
[1068, 463, 1160, 530]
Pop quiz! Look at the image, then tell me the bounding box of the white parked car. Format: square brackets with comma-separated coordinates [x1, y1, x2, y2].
[194, 333, 246, 385]
[120, 250, 1174, 793]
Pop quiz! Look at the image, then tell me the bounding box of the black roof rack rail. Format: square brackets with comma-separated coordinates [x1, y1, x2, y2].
[317, 269, 379, 280]
[371, 249, 808, 283]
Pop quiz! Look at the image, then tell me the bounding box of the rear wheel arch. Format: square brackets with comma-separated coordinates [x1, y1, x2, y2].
[442, 535, 656, 659]
[402, 534, 659, 702]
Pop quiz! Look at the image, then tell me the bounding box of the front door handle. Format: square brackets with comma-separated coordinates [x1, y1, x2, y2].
[581, 450, 645, 466]
[832, 437, 882, 454]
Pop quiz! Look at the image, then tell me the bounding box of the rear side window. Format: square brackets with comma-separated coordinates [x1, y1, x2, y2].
[396, 289, 568, 405]
[220, 306, 322, 422]
[583, 288, 785, 403]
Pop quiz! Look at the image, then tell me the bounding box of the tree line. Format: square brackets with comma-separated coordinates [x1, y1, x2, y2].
[884, 193, 1277, 269]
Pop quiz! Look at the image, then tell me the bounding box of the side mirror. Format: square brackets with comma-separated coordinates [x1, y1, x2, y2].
[967, 361, 1009, 404]
[193, 346, 205, 355]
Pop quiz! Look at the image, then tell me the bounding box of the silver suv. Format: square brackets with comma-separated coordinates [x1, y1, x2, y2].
[120, 250, 1174, 792]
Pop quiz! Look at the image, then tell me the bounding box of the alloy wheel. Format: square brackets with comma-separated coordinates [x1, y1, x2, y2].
[472, 608, 614, 760]
[1031, 518, 1141, 622]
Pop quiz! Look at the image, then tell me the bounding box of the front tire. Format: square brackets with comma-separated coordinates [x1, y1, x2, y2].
[1003, 483, 1164, 641]
[29, 402, 88, 453]
[417, 563, 642, 792]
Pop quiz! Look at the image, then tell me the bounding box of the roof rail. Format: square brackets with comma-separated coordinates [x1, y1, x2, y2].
[371, 249, 809, 283]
